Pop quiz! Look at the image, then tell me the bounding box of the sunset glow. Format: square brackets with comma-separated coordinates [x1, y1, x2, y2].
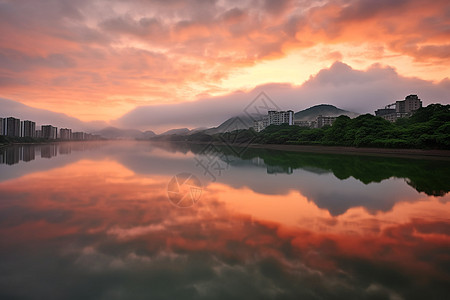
[1, 0, 449, 124]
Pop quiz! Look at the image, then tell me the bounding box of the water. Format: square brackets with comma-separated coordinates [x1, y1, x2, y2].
[0, 141, 449, 299]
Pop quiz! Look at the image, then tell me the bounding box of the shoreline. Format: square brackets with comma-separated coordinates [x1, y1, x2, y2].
[246, 143, 450, 160]
[160, 140, 450, 160]
[0, 139, 105, 150]
[0, 141, 58, 149]
[3, 139, 450, 160]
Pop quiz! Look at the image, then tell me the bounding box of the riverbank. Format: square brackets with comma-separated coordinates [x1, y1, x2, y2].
[245, 143, 450, 160]
[0, 141, 57, 149]
[162, 140, 450, 160]
[4, 139, 450, 160]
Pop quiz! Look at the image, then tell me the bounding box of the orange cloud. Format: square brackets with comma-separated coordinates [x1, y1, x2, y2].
[0, 0, 449, 121]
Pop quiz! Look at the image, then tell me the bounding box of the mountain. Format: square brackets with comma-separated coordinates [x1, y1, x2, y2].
[294, 104, 359, 121]
[93, 127, 155, 139]
[203, 115, 253, 135]
[159, 128, 191, 136]
[190, 127, 208, 133]
[142, 131, 157, 139]
[0, 97, 108, 131]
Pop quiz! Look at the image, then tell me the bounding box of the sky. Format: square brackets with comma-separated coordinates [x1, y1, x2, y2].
[0, 0, 449, 132]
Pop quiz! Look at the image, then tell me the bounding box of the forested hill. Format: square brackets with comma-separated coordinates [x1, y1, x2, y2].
[183, 104, 450, 150]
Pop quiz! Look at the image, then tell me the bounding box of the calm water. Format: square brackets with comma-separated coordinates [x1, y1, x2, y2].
[0, 141, 449, 299]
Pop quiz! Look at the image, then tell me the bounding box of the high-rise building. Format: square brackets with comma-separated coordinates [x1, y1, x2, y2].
[72, 132, 85, 140]
[60, 128, 72, 140]
[294, 120, 311, 127]
[254, 110, 294, 132]
[0, 118, 3, 136]
[375, 95, 423, 122]
[41, 125, 58, 139]
[375, 108, 397, 122]
[268, 110, 294, 126]
[375, 108, 396, 117]
[396, 94, 422, 113]
[3, 117, 21, 137]
[21, 120, 36, 138]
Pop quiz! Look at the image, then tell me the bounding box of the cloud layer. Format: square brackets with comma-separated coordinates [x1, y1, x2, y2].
[114, 61, 450, 132]
[0, 0, 449, 121]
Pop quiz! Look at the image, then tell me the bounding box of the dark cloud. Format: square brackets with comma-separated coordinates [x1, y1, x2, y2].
[0, 0, 86, 27]
[337, 0, 410, 21]
[99, 16, 168, 40]
[392, 43, 450, 60]
[221, 7, 247, 24]
[0, 75, 30, 86]
[263, 0, 293, 15]
[0, 205, 73, 227]
[0, 48, 77, 71]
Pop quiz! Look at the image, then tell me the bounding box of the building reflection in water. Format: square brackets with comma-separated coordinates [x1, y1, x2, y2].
[59, 143, 72, 155]
[0, 143, 96, 165]
[4, 146, 20, 165]
[0, 145, 38, 165]
[40, 144, 58, 158]
[20, 145, 35, 162]
[266, 164, 293, 174]
[0, 145, 55, 164]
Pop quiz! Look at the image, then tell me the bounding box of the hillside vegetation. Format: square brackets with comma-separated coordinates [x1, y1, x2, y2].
[190, 104, 450, 149]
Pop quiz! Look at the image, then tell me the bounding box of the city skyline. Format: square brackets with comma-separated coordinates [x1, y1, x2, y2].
[0, 116, 96, 140]
[0, 93, 426, 137]
[0, 0, 449, 133]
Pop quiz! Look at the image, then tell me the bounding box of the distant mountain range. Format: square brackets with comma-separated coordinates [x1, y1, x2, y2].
[93, 127, 211, 139]
[94, 104, 359, 139]
[92, 127, 156, 139]
[1, 97, 359, 139]
[159, 128, 191, 136]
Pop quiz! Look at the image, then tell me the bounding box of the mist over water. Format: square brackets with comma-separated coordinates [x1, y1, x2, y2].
[0, 141, 449, 299]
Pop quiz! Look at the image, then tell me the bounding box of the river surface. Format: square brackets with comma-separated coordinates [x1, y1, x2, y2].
[0, 141, 449, 299]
